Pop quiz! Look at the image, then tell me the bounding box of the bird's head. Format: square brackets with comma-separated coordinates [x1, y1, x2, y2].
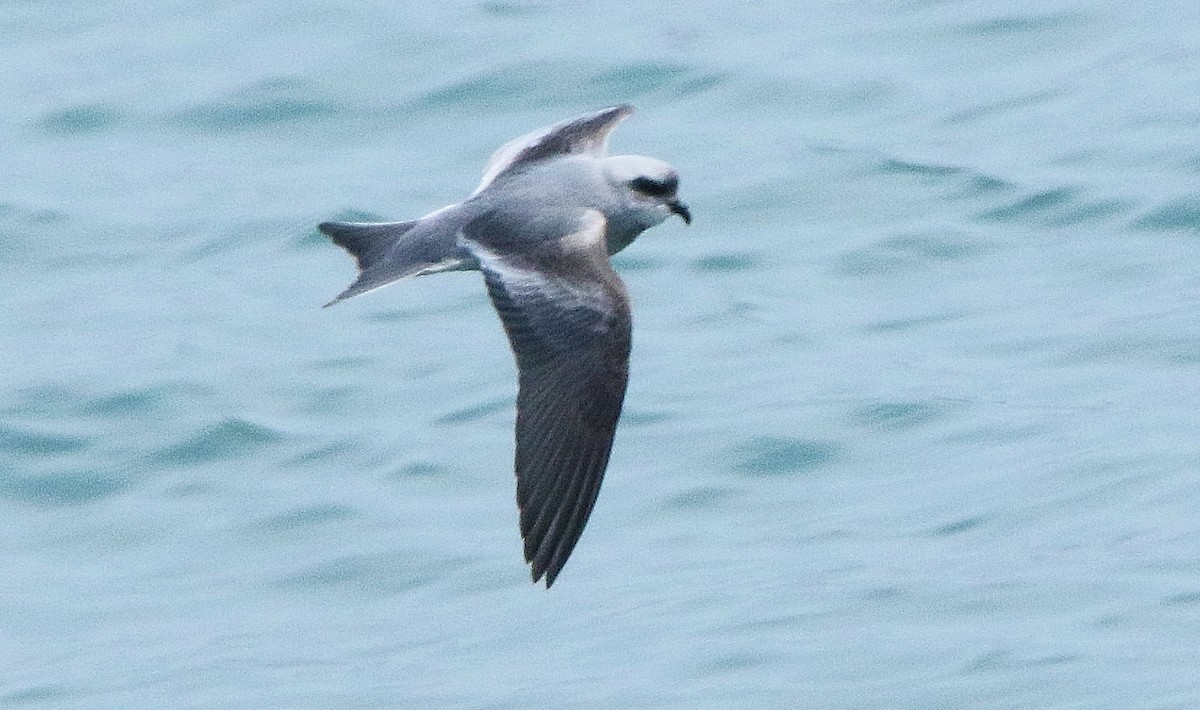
[603, 155, 691, 228]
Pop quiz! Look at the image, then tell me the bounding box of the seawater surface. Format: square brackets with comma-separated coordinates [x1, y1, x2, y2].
[4, 1, 1200, 707]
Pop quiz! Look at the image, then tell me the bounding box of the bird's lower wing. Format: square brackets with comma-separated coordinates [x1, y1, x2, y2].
[462, 211, 631, 587]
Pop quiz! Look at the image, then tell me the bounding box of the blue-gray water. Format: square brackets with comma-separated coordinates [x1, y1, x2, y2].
[4, 2, 1200, 707]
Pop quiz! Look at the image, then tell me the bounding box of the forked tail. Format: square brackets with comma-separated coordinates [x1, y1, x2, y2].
[319, 220, 419, 306]
[319, 220, 418, 272]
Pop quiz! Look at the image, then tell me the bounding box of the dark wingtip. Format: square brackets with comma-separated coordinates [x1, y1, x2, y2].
[525, 540, 560, 588]
[527, 544, 552, 587]
[529, 563, 557, 589]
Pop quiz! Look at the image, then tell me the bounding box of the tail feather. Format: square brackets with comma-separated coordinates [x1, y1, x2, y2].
[319, 214, 476, 306]
[318, 220, 418, 272]
[322, 266, 430, 307]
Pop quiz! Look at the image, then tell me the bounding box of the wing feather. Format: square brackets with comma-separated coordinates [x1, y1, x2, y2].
[472, 105, 634, 196]
[462, 210, 631, 587]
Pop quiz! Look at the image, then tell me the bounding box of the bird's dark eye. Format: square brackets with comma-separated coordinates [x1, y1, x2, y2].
[629, 175, 677, 198]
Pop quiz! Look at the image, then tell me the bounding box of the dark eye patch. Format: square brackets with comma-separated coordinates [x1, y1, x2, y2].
[629, 175, 678, 198]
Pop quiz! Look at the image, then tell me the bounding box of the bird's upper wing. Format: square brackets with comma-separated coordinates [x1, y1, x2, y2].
[472, 104, 634, 197]
[460, 209, 631, 587]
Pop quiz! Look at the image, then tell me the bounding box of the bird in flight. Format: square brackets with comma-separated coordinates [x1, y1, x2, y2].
[320, 104, 690, 587]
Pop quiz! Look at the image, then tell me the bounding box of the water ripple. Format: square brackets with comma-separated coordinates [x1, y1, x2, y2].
[390, 461, 453, 479]
[976, 187, 1077, 222]
[1131, 195, 1200, 234]
[863, 311, 972, 333]
[145, 418, 285, 468]
[924, 516, 986, 537]
[972, 185, 1135, 228]
[696, 650, 774, 675]
[946, 88, 1066, 125]
[690, 253, 761, 273]
[4, 383, 207, 420]
[253, 503, 358, 534]
[169, 78, 341, 132]
[37, 104, 124, 135]
[953, 11, 1089, 37]
[726, 437, 840, 477]
[479, 1, 543, 17]
[0, 470, 127, 507]
[872, 156, 1017, 207]
[0, 425, 89, 456]
[851, 400, 954, 431]
[0, 685, 71, 706]
[611, 253, 666, 273]
[416, 59, 725, 112]
[0, 203, 68, 260]
[436, 397, 511, 425]
[836, 231, 996, 277]
[283, 440, 357, 467]
[876, 157, 964, 179]
[80, 386, 184, 417]
[1163, 590, 1200, 607]
[661, 485, 737, 511]
[931, 173, 1128, 225]
[960, 648, 1078, 674]
[276, 552, 472, 596]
